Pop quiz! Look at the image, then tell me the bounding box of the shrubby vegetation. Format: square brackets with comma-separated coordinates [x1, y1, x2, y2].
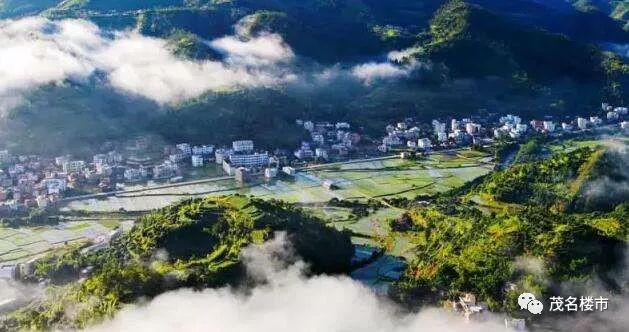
[5, 195, 353, 330]
[393, 146, 628, 312]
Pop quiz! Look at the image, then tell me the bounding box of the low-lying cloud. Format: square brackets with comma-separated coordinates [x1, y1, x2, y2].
[85, 234, 506, 332]
[0, 279, 42, 314]
[0, 16, 430, 111]
[0, 17, 296, 107]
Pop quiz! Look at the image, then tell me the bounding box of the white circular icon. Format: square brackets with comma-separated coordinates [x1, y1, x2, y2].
[527, 299, 544, 314]
[518, 292, 536, 310]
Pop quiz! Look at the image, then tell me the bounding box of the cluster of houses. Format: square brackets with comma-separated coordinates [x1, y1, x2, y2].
[294, 120, 361, 161]
[379, 102, 628, 153]
[0, 102, 627, 216]
[0, 136, 220, 215]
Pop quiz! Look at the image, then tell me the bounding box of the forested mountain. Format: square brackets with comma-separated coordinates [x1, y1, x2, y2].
[0, 0, 627, 154]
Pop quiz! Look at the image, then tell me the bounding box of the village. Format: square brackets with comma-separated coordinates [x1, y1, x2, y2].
[0, 103, 627, 218]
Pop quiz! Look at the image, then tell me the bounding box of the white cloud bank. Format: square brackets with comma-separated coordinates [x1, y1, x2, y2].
[0, 17, 295, 106]
[85, 235, 507, 332]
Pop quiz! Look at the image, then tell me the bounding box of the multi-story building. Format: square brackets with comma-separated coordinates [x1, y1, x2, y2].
[124, 167, 148, 182]
[451, 119, 459, 131]
[41, 178, 67, 195]
[191, 155, 204, 167]
[62, 160, 85, 173]
[561, 122, 574, 131]
[577, 117, 588, 130]
[335, 122, 351, 130]
[192, 145, 214, 156]
[153, 162, 178, 179]
[315, 148, 329, 160]
[229, 152, 270, 168]
[417, 138, 432, 150]
[589, 116, 602, 126]
[264, 168, 278, 179]
[232, 140, 254, 153]
[437, 131, 448, 143]
[465, 123, 481, 135]
[607, 111, 619, 121]
[176, 143, 192, 155]
[93, 154, 108, 166]
[543, 121, 555, 132]
[282, 166, 296, 176]
[215, 149, 229, 164]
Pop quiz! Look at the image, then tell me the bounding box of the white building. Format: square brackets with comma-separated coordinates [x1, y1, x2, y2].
[465, 123, 481, 135]
[55, 156, 69, 167]
[561, 122, 574, 131]
[418, 138, 432, 149]
[335, 122, 350, 130]
[191, 155, 204, 167]
[589, 116, 602, 126]
[312, 134, 325, 145]
[232, 140, 254, 152]
[407, 140, 417, 148]
[124, 167, 148, 181]
[176, 143, 192, 155]
[294, 148, 314, 160]
[192, 145, 214, 155]
[36, 195, 48, 209]
[614, 107, 628, 115]
[315, 148, 328, 159]
[107, 151, 123, 164]
[153, 162, 178, 179]
[264, 168, 278, 179]
[499, 114, 521, 125]
[62, 160, 85, 173]
[437, 131, 448, 142]
[304, 121, 314, 131]
[229, 152, 269, 168]
[282, 166, 296, 176]
[543, 121, 555, 132]
[451, 119, 459, 131]
[169, 152, 186, 163]
[42, 178, 67, 195]
[621, 121, 629, 130]
[215, 149, 228, 164]
[93, 154, 108, 166]
[383, 135, 403, 147]
[577, 117, 588, 130]
[396, 122, 407, 130]
[607, 111, 619, 121]
[514, 123, 528, 134]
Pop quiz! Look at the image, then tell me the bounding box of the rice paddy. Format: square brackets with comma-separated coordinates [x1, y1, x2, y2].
[62, 150, 494, 213]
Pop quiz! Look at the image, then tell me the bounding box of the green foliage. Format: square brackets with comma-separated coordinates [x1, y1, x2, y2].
[394, 145, 627, 310]
[9, 195, 353, 330]
[514, 138, 543, 163]
[167, 30, 221, 60]
[423, 1, 615, 84]
[481, 147, 595, 206]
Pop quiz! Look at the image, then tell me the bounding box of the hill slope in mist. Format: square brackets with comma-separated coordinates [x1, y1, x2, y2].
[0, 0, 627, 154]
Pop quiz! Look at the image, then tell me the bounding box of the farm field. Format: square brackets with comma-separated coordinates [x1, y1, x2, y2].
[0, 219, 125, 265]
[61, 150, 494, 213]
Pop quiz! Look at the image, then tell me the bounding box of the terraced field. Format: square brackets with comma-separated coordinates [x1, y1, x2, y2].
[0, 219, 125, 264]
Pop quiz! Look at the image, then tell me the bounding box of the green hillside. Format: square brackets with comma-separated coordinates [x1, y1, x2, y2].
[3, 195, 353, 330]
[423, 1, 611, 81]
[393, 145, 628, 312]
